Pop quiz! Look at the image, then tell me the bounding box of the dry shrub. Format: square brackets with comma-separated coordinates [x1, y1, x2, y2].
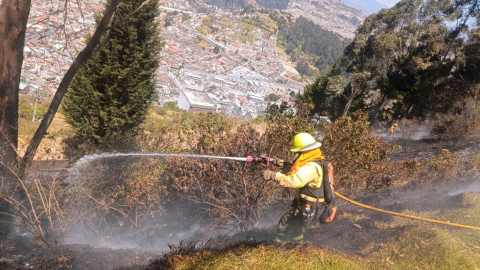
[66, 157, 169, 240]
[431, 97, 480, 141]
[396, 118, 423, 140]
[162, 105, 314, 232]
[65, 103, 315, 239]
[398, 150, 480, 186]
[321, 111, 399, 191]
[0, 152, 72, 248]
[145, 103, 313, 233]
[64, 126, 178, 242]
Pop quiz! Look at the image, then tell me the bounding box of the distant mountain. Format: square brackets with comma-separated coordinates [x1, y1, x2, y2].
[204, 0, 249, 9]
[255, 0, 289, 9]
[339, 0, 388, 14]
[253, 0, 389, 13]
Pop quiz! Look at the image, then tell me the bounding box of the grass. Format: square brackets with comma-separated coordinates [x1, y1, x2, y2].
[143, 105, 260, 134]
[196, 39, 210, 50]
[195, 25, 211, 35]
[217, 16, 232, 28]
[241, 15, 277, 34]
[239, 21, 254, 33]
[171, 193, 480, 269]
[175, 245, 366, 270]
[18, 95, 74, 159]
[234, 33, 253, 44]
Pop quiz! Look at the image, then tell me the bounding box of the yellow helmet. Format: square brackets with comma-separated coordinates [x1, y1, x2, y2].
[290, 133, 322, 152]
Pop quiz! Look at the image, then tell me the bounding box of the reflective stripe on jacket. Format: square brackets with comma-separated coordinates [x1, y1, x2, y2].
[274, 162, 324, 202]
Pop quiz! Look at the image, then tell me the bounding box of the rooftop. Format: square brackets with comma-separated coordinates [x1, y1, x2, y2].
[182, 89, 215, 108]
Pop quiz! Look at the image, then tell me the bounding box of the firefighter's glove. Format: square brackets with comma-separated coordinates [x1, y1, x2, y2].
[271, 157, 284, 168]
[263, 170, 277, 181]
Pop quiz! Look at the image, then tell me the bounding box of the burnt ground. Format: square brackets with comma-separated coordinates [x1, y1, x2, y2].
[1, 138, 479, 269]
[390, 137, 480, 160]
[0, 244, 161, 270]
[233, 180, 470, 255]
[0, 183, 469, 270]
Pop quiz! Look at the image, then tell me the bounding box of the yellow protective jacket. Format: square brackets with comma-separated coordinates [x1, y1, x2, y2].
[274, 162, 324, 202]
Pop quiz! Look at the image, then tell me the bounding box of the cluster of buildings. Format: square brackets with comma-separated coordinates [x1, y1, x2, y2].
[17, 0, 364, 119]
[20, 0, 101, 98]
[155, 10, 306, 118]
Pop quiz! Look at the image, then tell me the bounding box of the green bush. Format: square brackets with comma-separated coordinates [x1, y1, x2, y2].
[163, 101, 179, 111]
[264, 93, 281, 102]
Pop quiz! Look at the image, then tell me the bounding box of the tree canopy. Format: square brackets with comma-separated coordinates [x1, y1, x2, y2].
[300, 0, 480, 121]
[270, 13, 348, 74]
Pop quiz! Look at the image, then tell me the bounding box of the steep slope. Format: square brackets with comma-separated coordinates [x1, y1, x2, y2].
[255, 0, 289, 9]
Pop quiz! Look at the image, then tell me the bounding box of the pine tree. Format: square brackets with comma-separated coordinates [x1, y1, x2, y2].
[63, 0, 163, 144]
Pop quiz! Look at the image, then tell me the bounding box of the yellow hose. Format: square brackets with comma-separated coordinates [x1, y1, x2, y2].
[335, 192, 480, 231]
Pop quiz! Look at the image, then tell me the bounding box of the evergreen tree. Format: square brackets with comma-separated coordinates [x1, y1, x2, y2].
[63, 0, 163, 144]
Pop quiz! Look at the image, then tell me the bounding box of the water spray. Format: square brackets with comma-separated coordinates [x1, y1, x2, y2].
[71, 152, 283, 170]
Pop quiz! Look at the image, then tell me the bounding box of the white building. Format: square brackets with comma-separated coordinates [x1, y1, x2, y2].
[178, 89, 217, 112]
[247, 93, 264, 102]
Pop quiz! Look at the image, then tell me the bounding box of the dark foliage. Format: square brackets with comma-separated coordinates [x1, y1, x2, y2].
[300, 0, 480, 125]
[270, 14, 347, 73]
[63, 0, 163, 144]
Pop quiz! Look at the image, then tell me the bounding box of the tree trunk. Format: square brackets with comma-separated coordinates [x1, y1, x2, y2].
[0, 0, 32, 238]
[343, 97, 354, 116]
[343, 82, 357, 116]
[370, 94, 387, 124]
[18, 0, 122, 179]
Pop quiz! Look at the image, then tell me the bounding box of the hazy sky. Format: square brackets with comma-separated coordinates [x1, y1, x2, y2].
[377, 0, 401, 7]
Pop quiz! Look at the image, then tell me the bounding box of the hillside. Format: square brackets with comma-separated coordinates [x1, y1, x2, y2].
[253, 0, 389, 15]
[193, 0, 367, 39]
[4, 177, 480, 269]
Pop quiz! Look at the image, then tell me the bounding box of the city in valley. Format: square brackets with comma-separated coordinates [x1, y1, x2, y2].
[21, 0, 365, 119]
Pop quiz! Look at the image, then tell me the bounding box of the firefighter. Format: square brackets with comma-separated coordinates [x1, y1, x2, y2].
[263, 133, 329, 243]
[388, 123, 398, 134]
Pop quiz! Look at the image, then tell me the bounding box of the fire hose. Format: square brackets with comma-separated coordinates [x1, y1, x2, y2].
[225, 153, 480, 231]
[244, 154, 480, 231]
[334, 192, 480, 231]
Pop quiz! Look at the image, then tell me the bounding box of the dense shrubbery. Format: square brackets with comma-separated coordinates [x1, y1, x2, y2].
[159, 103, 315, 231]
[321, 111, 399, 190]
[269, 13, 347, 73]
[399, 150, 480, 187]
[65, 102, 316, 238]
[431, 97, 480, 141]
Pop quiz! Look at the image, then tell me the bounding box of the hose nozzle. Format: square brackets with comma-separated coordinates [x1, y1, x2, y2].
[246, 155, 270, 167]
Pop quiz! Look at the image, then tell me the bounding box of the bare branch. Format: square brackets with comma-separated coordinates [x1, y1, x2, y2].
[106, 0, 152, 31]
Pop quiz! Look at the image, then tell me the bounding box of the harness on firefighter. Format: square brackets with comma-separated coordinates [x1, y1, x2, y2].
[298, 160, 337, 226]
